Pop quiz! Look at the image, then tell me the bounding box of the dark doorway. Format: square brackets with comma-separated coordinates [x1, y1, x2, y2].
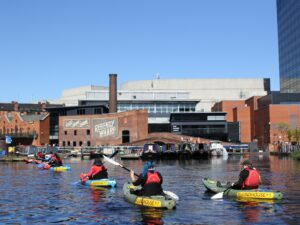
[122, 130, 130, 144]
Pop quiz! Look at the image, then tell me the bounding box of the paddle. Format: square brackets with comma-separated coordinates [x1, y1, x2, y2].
[74, 150, 119, 185]
[211, 185, 232, 200]
[103, 155, 179, 201]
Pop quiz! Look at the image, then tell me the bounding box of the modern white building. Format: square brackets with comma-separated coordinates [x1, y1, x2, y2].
[57, 78, 270, 112]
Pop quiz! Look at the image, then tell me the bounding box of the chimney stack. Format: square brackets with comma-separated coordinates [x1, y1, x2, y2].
[109, 74, 117, 113]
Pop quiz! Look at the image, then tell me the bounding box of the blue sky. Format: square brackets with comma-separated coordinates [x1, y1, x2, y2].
[0, 0, 278, 103]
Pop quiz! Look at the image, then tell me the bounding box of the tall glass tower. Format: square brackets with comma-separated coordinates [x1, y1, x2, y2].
[277, 0, 300, 93]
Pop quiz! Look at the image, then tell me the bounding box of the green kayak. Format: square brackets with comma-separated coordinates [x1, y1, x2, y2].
[123, 182, 176, 210]
[202, 178, 283, 200]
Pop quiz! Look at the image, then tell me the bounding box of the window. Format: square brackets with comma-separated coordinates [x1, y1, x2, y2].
[122, 130, 130, 143]
[79, 141, 83, 146]
[74, 130, 77, 135]
[77, 109, 85, 115]
[94, 108, 102, 114]
[64, 131, 67, 135]
[87, 141, 91, 146]
[73, 141, 76, 147]
[87, 129, 90, 135]
[62, 141, 66, 146]
[67, 141, 71, 146]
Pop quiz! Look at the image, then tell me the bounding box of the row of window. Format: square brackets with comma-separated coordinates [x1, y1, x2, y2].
[117, 103, 196, 113]
[1, 127, 35, 135]
[64, 130, 91, 135]
[61, 140, 91, 147]
[60, 108, 104, 116]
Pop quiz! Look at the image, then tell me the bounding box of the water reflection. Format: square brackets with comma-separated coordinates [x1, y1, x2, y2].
[1, 154, 300, 224]
[140, 208, 164, 225]
[238, 201, 261, 223]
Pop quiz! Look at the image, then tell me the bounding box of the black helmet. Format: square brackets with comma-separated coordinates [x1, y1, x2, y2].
[94, 158, 103, 166]
[241, 160, 252, 166]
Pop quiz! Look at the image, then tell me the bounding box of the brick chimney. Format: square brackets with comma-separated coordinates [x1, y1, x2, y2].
[109, 74, 117, 113]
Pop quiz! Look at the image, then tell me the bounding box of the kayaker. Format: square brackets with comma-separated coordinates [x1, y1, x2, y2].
[231, 160, 261, 190]
[80, 158, 108, 182]
[130, 161, 164, 196]
[48, 153, 63, 167]
[36, 151, 45, 160]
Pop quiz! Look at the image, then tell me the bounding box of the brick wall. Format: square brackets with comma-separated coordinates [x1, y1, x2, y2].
[59, 110, 148, 147]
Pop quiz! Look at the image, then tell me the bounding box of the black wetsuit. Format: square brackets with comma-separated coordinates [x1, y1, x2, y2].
[231, 167, 258, 190]
[133, 170, 163, 196]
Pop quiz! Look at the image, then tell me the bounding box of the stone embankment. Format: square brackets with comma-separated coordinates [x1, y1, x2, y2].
[0, 155, 27, 162]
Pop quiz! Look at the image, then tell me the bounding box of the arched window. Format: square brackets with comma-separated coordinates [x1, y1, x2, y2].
[122, 130, 130, 144]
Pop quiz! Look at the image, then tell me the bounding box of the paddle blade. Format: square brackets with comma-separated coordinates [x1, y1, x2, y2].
[211, 192, 224, 200]
[164, 191, 179, 201]
[103, 155, 121, 166]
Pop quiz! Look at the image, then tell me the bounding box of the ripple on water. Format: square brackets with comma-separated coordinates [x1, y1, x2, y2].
[0, 156, 299, 224]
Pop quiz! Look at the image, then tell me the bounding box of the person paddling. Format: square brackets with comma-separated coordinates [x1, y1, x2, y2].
[80, 158, 108, 182]
[130, 161, 164, 196]
[231, 160, 261, 190]
[48, 153, 63, 167]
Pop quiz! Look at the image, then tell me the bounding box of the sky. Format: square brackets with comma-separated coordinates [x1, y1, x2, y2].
[0, 0, 279, 103]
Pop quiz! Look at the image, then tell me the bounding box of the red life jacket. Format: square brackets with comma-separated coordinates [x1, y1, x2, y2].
[92, 165, 105, 176]
[243, 168, 260, 189]
[145, 171, 161, 185]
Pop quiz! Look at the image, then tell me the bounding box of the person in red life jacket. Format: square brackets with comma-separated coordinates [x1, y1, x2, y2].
[231, 160, 261, 190]
[130, 161, 163, 196]
[36, 151, 45, 160]
[80, 158, 108, 182]
[48, 153, 63, 167]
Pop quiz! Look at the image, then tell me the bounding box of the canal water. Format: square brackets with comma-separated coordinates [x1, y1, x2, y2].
[0, 153, 299, 224]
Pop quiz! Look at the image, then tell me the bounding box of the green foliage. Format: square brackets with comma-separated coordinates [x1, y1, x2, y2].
[290, 150, 300, 159]
[294, 128, 300, 143]
[287, 130, 293, 142]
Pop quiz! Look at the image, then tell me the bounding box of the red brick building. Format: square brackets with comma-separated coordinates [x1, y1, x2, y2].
[0, 102, 53, 146]
[212, 97, 300, 151]
[59, 110, 148, 147]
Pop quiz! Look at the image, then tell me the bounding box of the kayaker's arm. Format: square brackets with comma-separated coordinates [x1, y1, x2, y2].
[232, 169, 249, 189]
[130, 170, 137, 182]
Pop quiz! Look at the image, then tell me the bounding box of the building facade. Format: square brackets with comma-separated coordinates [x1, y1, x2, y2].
[46, 104, 109, 146]
[277, 0, 300, 93]
[59, 110, 148, 147]
[169, 112, 239, 142]
[0, 102, 59, 146]
[57, 78, 270, 112]
[213, 94, 300, 150]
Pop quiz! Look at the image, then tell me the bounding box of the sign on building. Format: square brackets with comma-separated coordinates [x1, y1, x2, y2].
[171, 125, 181, 132]
[93, 118, 118, 139]
[64, 119, 90, 129]
[5, 136, 12, 144]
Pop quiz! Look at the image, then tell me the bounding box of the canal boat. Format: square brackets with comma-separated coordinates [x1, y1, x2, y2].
[123, 182, 176, 210]
[81, 178, 117, 188]
[141, 144, 161, 160]
[192, 143, 209, 159]
[177, 142, 193, 159]
[206, 141, 228, 156]
[160, 143, 177, 160]
[202, 178, 283, 200]
[120, 147, 142, 160]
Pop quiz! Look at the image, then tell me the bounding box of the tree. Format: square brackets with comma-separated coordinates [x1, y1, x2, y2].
[276, 122, 290, 142]
[294, 127, 300, 145]
[288, 129, 293, 142]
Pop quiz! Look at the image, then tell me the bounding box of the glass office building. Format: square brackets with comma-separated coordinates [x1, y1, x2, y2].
[277, 0, 300, 93]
